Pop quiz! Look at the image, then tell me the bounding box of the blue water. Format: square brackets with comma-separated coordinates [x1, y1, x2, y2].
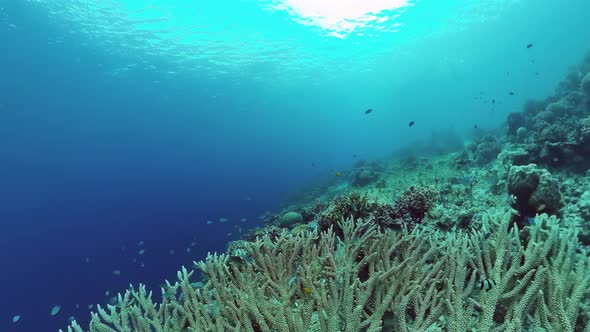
[1, 0, 589, 330]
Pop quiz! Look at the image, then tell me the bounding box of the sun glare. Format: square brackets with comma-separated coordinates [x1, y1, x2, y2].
[267, 0, 412, 37]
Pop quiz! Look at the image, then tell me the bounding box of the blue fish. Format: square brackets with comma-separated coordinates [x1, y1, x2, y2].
[527, 217, 536, 225]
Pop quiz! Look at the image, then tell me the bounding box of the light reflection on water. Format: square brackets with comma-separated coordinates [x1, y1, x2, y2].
[22, 0, 516, 80]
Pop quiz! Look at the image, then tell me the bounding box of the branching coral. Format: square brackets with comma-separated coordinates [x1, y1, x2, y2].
[63, 210, 590, 332]
[318, 191, 376, 234]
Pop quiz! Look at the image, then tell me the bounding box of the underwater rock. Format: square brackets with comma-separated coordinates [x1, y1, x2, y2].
[278, 211, 303, 228]
[507, 164, 562, 217]
[460, 135, 502, 167]
[351, 168, 379, 187]
[472, 135, 502, 165]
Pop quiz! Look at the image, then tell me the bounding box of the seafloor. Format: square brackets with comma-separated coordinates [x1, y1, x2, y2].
[65, 52, 590, 332]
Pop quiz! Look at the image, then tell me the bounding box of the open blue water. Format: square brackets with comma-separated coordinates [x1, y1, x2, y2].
[1, 0, 589, 330]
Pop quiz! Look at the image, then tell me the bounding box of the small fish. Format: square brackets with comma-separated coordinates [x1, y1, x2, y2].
[353, 154, 357, 158]
[537, 204, 546, 211]
[508, 91, 515, 96]
[527, 217, 536, 225]
[480, 279, 496, 291]
[408, 121, 415, 127]
[311, 162, 315, 167]
[12, 315, 21, 323]
[219, 217, 228, 223]
[474, 124, 478, 129]
[112, 270, 121, 276]
[50, 305, 61, 316]
[491, 99, 496, 104]
[335, 171, 342, 177]
[302, 287, 313, 294]
[526, 43, 533, 49]
[365, 108, 373, 114]
[206, 220, 213, 225]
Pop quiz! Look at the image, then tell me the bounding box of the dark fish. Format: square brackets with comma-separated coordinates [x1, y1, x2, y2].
[365, 108, 373, 114]
[474, 124, 478, 129]
[491, 99, 496, 104]
[408, 121, 415, 127]
[353, 154, 357, 158]
[526, 43, 533, 49]
[480, 279, 496, 291]
[508, 91, 515, 96]
[311, 162, 315, 167]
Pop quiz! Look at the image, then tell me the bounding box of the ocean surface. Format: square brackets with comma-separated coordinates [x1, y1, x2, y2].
[1, 0, 589, 330]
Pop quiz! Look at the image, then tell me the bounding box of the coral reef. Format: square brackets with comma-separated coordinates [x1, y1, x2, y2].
[507, 164, 562, 218]
[464, 135, 503, 166]
[388, 186, 437, 227]
[503, 52, 590, 172]
[65, 212, 590, 332]
[318, 191, 376, 235]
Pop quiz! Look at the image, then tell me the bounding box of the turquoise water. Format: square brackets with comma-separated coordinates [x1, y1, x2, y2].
[30, 0, 589, 161]
[1, 0, 589, 330]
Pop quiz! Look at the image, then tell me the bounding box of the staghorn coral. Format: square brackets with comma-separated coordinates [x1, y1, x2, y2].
[318, 191, 376, 235]
[63, 211, 590, 332]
